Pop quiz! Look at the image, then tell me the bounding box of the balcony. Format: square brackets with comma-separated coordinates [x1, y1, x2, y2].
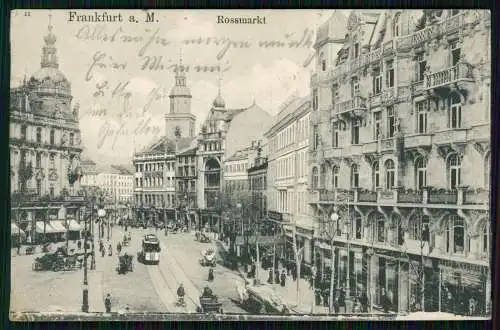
[380, 138, 395, 153]
[342, 144, 362, 157]
[397, 190, 424, 203]
[378, 190, 397, 204]
[433, 129, 467, 146]
[424, 63, 474, 91]
[358, 190, 377, 202]
[463, 189, 489, 205]
[404, 134, 433, 149]
[362, 141, 377, 154]
[319, 189, 335, 202]
[428, 189, 458, 204]
[334, 96, 367, 116]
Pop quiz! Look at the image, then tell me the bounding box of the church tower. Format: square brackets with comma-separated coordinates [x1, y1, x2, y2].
[165, 53, 196, 139]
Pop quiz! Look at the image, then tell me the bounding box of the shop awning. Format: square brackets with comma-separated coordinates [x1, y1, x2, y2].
[67, 220, 82, 231]
[36, 221, 56, 234]
[235, 235, 285, 246]
[50, 221, 67, 233]
[11, 223, 25, 236]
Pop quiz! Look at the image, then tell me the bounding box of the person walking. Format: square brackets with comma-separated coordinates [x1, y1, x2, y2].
[280, 270, 286, 287]
[274, 268, 280, 284]
[108, 243, 113, 256]
[105, 293, 112, 313]
[101, 245, 105, 257]
[208, 267, 214, 282]
[267, 268, 273, 284]
[381, 288, 389, 313]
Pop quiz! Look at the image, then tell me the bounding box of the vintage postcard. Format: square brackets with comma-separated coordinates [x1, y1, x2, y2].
[9, 9, 491, 321]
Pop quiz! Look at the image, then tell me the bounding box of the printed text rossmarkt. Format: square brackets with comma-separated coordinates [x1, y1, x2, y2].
[217, 15, 267, 24]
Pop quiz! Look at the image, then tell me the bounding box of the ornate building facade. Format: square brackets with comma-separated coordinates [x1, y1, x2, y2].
[309, 10, 491, 315]
[10, 16, 84, 243]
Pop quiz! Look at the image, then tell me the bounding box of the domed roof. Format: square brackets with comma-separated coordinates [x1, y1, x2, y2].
[170, 84, 191, 97]
[29, 67, 71, 93]
[213, 94, 226, 108]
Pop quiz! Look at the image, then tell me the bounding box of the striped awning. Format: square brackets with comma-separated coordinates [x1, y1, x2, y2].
[67, 220, 82, 231]
[36, 221, 56, 234]
[11, 223, 25, 236]
[50, 221, 67, 233]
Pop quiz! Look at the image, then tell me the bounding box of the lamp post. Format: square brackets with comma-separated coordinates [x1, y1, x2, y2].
[81, 204, 89, 313]
[236, 202, 242, 258]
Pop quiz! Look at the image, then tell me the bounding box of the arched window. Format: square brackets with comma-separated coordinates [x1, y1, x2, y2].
[353, 215, 362, 239]
[448, 93, 462, 129]
[385, 159, 396, 189]
[445, 215, 466, 254]
[36, 153, 42, 168]
[482, 221, 490, 257]
[50, 129, 55, 145]
[350, 164, 359, 188]
[376, 214, 385, 243]
[415, 157, 427, 190]
[484, 152, 490, 188]
[36, 127, 42, 143]
[372, 161, 380, 190]
[332, 166, 339, 188]
[392, 13, 401, 37]
[391, 214, 404, 246]
[21, 125, 27, 140]
[448, 154, 461, 189]
[320, 52, 326, 71]
[320, 164, 326, 188]
[410, 214, 430, 242]
[312, 167, 319, 189]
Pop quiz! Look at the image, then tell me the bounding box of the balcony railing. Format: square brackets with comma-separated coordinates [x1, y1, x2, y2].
[425, 63, 474, 90]
[324, 147, 342, 159]
[398, 190, 423, 203]
[334, 96, 367, 114]
[433, 129, 467, 145]
[358, 190, 377, 202]
[428, 189, 458, 204]
[380, 138, 395, 152]
[463, 189, 489, 205]
[319, 189, 336, 202]
[404, 134, 433, 149]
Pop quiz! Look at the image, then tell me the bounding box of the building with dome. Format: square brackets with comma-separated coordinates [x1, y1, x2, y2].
[308, 10, 491, 315]
[10, 15, 84, 244]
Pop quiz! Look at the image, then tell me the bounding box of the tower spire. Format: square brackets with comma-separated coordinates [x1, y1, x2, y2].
[41, 11, 58, 69]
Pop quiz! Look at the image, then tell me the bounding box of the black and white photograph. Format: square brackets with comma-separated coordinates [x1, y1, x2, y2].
[9, 9, 491, 321]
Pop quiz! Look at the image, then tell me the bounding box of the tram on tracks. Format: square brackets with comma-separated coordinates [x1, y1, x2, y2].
[138, 234, 161, 265]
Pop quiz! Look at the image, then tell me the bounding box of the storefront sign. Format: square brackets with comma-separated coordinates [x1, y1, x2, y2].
[267, 211, 283, 222]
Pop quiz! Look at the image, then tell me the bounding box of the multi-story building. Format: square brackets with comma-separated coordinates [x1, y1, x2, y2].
[309, 10, 491, 315]
[196, 94, 274, 231]
[80, 159, 98, 187]
[265, 95, 312, 267]
[224, 142, 261, 194]
[247, 149, 268, 221]
[132, 62, 198, 225]
[9, 16, 84, 242]
[176, 140, 199, 229]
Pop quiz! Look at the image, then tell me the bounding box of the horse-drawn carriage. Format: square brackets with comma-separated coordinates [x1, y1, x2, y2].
[199, 248, 217, 267]
[197, 287, 223, 314]
[32, 247, 82, 272]
[195, 231, 211, 243]
[117, 253, 134, 274]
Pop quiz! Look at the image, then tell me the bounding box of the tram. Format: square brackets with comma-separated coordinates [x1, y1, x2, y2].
[139, 234, 161, 264]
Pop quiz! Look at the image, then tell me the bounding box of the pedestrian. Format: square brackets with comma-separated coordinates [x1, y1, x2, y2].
[280, 270, 286, 287]
[101, 245, 105, 257]
[125, 225, 128, 232]
[208, 267, 214, 282]
[381, 288, 389, 313]
[108, 244, 113, 256]
[77, 240, 81, 250]
[268, 268, 273, 284]
[333, 296, 340, 314]
[274, 268, 280, 284]
[360, 290, 369, 313]
[291, 265, 297, 281]
[99, 240, 103, 252]
[117, 242, 122, 254]
[105, 293, 112, 313]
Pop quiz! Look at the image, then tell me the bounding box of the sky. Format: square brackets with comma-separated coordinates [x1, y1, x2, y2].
[11, 9, 348, 164]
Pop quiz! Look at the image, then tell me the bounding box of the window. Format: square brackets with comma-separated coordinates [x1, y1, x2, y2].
[392, 215, 404, 246]
[353, 215, 362, 239]
[415, 157, 427, 190]
[50, 129, 55, 145]
[351, 77, 359, 97]
[313, 125, 320, 150]
[49, 185, 54, 198]
[373, 67, 382, 95]
[313, 89, 319, 111]
[410, 214, 430, 242]
[445, 215, 465, 254]
[392, 13, 401, 37]
[448, 154, 461, 189]
[331, 165, 340, 188]
[386, 61, 394, 88]
[312, 167, 319, 189]
[320, 52, 326, 71]
[387, 106, 395, 138]
[36, 127, 42, 143]
[21, 125, 27, 140]
[351, 164, 359, 188]
[484, 152, 490, 188]
[417, 53, 426, 81]
[416, 101, 428, 133]
[482, 222, 489, 255]
[448, 93, 462, 129]
[372, 161, 380, 189]
[385, 159, 396, 189]
[374, 112, 382, 139]
[36, 153, 42, 168]
[332, 122, 339, 148]
[331, 85, 338, 104]
[354, 43, 359, 58]
[376, 216, 385, 243]
[36, 179, 42, 196]
[320, 164, 326, 189]
[50, 154, 55, 168]
[451, 41, 461, 66]
[351, 119, 360, 144]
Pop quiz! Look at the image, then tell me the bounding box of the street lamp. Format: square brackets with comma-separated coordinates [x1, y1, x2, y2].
[236, 202, 242, 259]
[81, 204, 89, 313]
